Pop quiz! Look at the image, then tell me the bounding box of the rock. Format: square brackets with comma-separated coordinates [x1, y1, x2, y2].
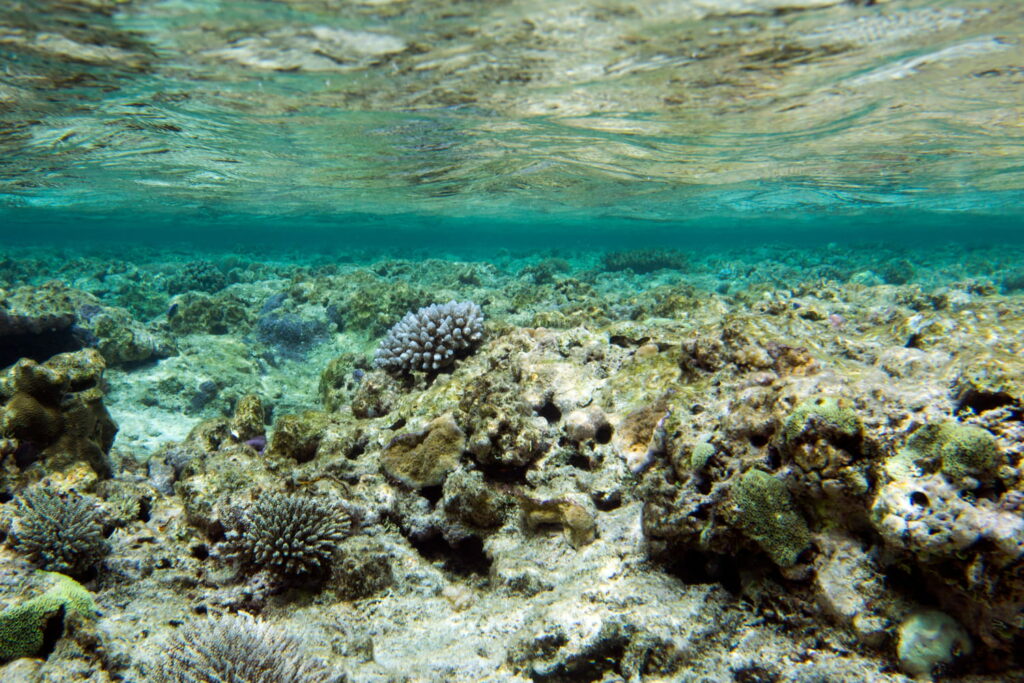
[380, 414, 465, 489]
[0, 350, 117, 487]
[897, 610, 971, 677]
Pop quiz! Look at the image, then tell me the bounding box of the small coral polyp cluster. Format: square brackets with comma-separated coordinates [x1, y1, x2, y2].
[3, 246, 1024, 681]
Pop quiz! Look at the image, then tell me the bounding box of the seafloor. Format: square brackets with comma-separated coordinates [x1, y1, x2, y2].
[1, 243, 1023, 681]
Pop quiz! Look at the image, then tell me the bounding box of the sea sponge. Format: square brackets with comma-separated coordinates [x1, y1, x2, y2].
[373, 300, 484, 373]
[154, 613, 339, 682]
[0, 572, 97, 661]
[729, 469, 811, 568]
[235, 493, 351, 579]
[11, 487, 110, 576]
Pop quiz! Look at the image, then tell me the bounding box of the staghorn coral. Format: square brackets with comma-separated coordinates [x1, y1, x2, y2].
[154, 612, 340, 682]
[233, 493, 351, 579]
[11, 487, 110, 576]
[373, 300, 484, 374]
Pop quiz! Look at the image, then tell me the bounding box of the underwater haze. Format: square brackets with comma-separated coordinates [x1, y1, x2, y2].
[1, 1, 1024, 682]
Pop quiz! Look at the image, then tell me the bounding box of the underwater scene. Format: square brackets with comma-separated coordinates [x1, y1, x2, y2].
[1, 0, 1023, 681]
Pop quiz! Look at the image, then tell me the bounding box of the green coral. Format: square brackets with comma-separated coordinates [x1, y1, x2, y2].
[0, 572, 97, 661]
[782, 396, 860, 445]
[689, 442, 716, 471]
[891, 421, 1000, 485]
[730, 469, 811, 568]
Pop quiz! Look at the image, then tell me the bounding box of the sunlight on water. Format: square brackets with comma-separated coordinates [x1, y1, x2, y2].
[1, 0, 1022, 236]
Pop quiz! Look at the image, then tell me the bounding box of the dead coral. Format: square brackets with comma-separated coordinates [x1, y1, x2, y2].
[380, 414, 465, 489]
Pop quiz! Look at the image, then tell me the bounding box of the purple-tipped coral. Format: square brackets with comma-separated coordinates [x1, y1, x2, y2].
[373, 300, 484, 373]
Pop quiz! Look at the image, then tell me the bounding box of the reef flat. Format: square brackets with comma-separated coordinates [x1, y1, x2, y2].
[1, 242, 1023, 681]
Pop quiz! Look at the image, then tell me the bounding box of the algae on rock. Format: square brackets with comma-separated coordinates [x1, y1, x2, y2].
[728, 469, 811, 568]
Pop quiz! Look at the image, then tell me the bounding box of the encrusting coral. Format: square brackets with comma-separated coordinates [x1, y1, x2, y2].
[0, 572, 98, 662]
[727, 468, 811, 568]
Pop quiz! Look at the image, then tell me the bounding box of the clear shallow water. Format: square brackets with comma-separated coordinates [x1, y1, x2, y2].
[3, 4, 1024, 680]
[1, 0, 1022, 244]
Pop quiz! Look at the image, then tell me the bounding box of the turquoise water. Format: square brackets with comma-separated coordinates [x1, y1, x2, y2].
[2, 0, 1022, 248]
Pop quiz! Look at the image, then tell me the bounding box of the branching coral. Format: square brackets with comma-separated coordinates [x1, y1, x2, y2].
[232, 493, 351, 579]
[373, 300, 484, 373]
[155, 613, 340, 682]
[11, 487, 109, 576]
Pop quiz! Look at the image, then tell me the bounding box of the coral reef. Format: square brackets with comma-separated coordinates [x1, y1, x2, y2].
[374, 300, 484, 373]
[602, 249, 687, 273]
[1, 282, 171, 367]
[164, 260, 228, 295]
[153, 613, 340, 682]
[0, 572, 97, 662]
[10, 487, 109, 577]
[227, 493, 352, 580]
[1, 244, 1023, 680]
[0, 349, 117, 487]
